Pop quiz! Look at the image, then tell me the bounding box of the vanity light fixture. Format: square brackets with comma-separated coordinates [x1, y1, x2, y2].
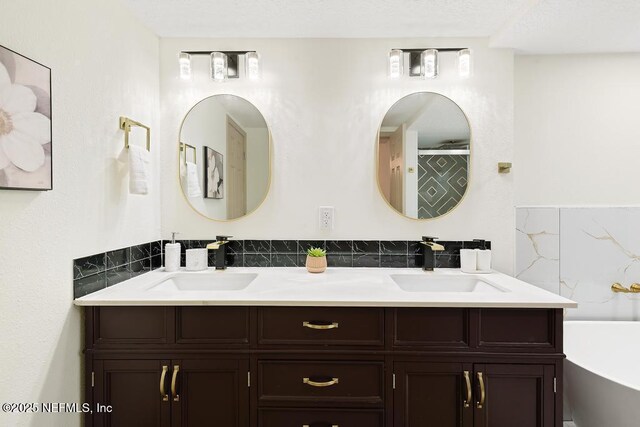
[458, 49, 472, 78]
[178, 50, 260, 81]
[389, 48, 470, 79]
[388, 49, 403, 79]
[178, 52, 191, 80]
[421, 49, 438, 79]
[245, 51, 261, 80]
[211, 52, 228, 82]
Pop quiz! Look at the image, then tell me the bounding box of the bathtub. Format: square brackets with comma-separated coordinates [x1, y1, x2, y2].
[564, 321, 640, 427]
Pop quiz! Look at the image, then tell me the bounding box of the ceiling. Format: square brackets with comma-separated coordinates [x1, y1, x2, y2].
[216, 95, 267, 128]
[382, 93, 469, 148]
[123, 0, 640, 54]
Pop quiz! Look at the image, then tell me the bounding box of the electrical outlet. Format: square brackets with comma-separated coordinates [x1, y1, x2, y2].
[319, 206, 334, 230]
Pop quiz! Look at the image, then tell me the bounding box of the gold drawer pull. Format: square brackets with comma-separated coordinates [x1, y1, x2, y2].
[171, 365, 180, 402]
[463, 370, 471, 408]
[303, 377, 339, 387]
[160, 365, 169, 401]
[303, 321, 339, 330]
[476, 372, 485, 409]
[302, 425, 339, 427]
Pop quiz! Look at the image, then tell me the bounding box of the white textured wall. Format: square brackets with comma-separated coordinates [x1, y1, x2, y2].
[0, 1, 160, 426]
[515, 54, 640, 205]
[160, 38, 516, 273]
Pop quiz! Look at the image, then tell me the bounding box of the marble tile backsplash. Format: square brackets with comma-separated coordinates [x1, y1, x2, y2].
[74, 239, 490, 299]
[73, 241, 162, 298]
[515, 207, 640, 320]
[173, 239, 490, 270]
[516, 208, 560, 294]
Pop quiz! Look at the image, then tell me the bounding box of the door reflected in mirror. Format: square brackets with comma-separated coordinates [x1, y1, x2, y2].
[377, 92, 470, 220]
[179, 94, 271, 221]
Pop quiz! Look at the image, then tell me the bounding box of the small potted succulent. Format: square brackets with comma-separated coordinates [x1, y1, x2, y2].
[305, 247, 327, 273]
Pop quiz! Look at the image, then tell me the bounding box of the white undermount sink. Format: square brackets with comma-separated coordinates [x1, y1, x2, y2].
[390, 275, 507, 293]
[149, 273, 258, 292]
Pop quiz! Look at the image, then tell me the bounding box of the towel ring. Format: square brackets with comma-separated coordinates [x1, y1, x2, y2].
[180, 142, 197, 164]
[120, 116, 151, 151]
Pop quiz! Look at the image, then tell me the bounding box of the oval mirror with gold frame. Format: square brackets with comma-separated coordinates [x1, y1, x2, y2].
[377, 92, 470, 220]
[178, 94, 271, 221]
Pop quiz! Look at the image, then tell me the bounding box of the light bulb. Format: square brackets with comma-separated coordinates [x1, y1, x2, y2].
[389, 49, 403, 79]
[211, 52, 228, 82]
[458, 49, 472, 79]
[245, 51, 260, 80]
[421, 49, 438, 79]
[179, 52, 191, 80]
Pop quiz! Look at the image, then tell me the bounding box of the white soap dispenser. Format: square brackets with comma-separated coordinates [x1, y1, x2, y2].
[474, 239, 491, 272]
[165, 232, 181, 272]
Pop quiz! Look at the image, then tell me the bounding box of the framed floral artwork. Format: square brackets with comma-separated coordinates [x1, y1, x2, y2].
[204, 146, 223, 199]
[0, 44, 52, 191]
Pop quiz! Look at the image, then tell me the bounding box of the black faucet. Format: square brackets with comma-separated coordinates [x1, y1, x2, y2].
[206, 235, 233, 270]
[421, 236, 445, 271]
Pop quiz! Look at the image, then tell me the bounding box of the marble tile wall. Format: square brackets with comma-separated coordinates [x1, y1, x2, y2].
[73, 241, 162, 298]
[515, 208, 560, 294]
[170, 239, 489, 269]
[516, 207, 640, 320]
[74, 239, 490, 299]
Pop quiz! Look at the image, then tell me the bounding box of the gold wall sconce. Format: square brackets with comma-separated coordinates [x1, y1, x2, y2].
[498, 162, 512, 174]
[119, 116, 150, 151]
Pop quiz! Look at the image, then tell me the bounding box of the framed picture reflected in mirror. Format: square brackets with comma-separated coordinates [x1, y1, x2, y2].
[204, 146, 223, 199]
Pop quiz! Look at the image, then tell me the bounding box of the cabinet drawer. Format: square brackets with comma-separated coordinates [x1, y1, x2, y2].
[478, 309, 558, 351]
[258, 361, 384, 407]
[258, 307, 384, 346]
[393, 308, 470, 348]
[176, 306, 250, 345]
[91, 306, 169, 345]
[259, 408, 384, 427]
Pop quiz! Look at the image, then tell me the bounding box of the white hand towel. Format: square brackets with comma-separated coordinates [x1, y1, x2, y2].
[185, 161, 202, 198]
[128, 145, 150, 195]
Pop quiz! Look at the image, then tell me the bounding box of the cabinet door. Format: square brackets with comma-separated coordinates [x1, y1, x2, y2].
[473, 364, 555, 427]
[171, 359, 250, 427]
[93, 359, 171, 427]
[394, 362, 473, 427]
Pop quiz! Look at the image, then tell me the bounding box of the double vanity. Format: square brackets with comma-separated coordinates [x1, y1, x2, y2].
[77, 85, 571, 426]
[75, 267, 575, 427]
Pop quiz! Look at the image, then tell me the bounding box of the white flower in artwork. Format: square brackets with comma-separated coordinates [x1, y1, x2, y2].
[0, 61, 51, 172]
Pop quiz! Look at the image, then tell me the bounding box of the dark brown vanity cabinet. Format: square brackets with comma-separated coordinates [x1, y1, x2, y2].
[92, 358, 249, 427]
[472, 364, 556, 427]
[393, 362, 473, 427]
[393, 363, 556, 427]
[83, 306, 563, 427]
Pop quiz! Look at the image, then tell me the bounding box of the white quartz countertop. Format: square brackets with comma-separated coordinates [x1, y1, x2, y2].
[73, 267, 577, 309]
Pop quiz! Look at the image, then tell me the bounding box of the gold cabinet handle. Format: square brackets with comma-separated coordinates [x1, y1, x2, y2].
[303, 377, 339, 387]
[476, 372, 486, 409]
[302, 425, 339, 427]
[303, 321, 339, 330]
[463, 370, 472, 408]
[631, 283, 640, 292]
[171, 365, 180, 402]
[160, 365, 169, 401]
